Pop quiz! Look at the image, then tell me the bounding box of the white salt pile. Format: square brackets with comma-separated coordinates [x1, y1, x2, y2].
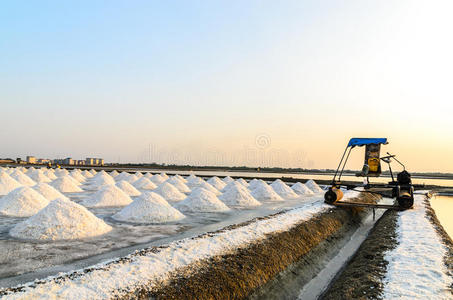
[292, 182, 315, 196]
[90, 173, 115, 186]
[115, 172, 132, 182]
[125, 174, 139, 183]
[186, 176, 206, 189]
[175, 188, 230, 213]
[10, 198, 112, 240]
[219, 181, 261, 208]
[251, 181, 284, 202]
[81, 185, 133, 207]
[305, 179, 324, 193]
[33, 183, 68, 201]
[133, 177, 157, 190]
[82, 170, 94, 178]
[154, 182, 186, 202]
[248, 178, 265, 190]
[166, 177, 191, 193]
[26, 167, 36, 174]
[70, 172, 86, 184]
[55, 169, 69, 177]
[116, 180, 142, 196]
[50, 177, 83, 193]
[223, 176, 235, 184]
[110, 170, 119, 177]
[174, 174, 187, 183]
[207, 176, 226, 191]
[270, 179, 299, 199]
[149, 174, 166, 185]
[160, 173, 169, 180]
[89, 169, 97, 175]
[45, 170, 57, 180]
[0, 172, 23, 195]
[0, 186, 50, 217]
[199, 181, 221, 195]
[113, 192, 185, 223]
[134, 172, 143, 178]
[10, 170, 36, 186]
[144, 172, 153, 178]
[236, 178, 250, 187]
[28, 171, 52, 183]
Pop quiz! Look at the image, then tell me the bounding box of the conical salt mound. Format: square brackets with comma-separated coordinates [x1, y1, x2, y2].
[251, 181, 284, 202]
[110, 170, 119, 177]
[199, 181, 221, 195]
[28, 171, 51, 183]
[144, 172, 153, 178]
[186, 176, 205, 189]
[55, 169, 69, 177]
[133, 177, 157, 190]
[70, 171, 86, 183]
[207, 176, 226, 191]
[10, 170, 36, 186]
[134, 172, 143, 178]
[166, 177, 191, 193]
[175, 188, 230, 213]
[10, 198, 112, 240]
[292, 182, 315, 196]
[26, 167, 36, 174]
[89, 169, 97, 175]
[270, 179, 298, 199]
[0, 187, 50, 217]
[125, 174, 139, 183]
[248, 178, 265, 190]
[82, 170, 94, 178]
[219, 182, 261, 208]
[149, 174, 166, 185]
[116, 180, 142, 196]
[81, 185, 133, 207]
[160, 173, 169, 180]
[33, 183, 68, 201]
[223, 176, 235, 184]
[174, 174, 187, 183]
[236, 178, 250, 187]
[115, 172, 131, 182]
[305, 180, 323, 193]
[90, 173, 115, 186]
[43, 169, 57, 180]
[113, 192, 185, 223]
[51, 177, 83, 193]
[0, 172, 23, 195]
[154, 182, 186, 202]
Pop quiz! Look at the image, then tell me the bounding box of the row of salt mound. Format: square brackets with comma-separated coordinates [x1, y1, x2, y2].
[305, 179, 324, 193]
[0, 172, 22, 195]
[0, 186, 50, 217]
[219, 181, 261, 208]
[207, 176, 226, 191]
[10, 198, 112, 240]
[153, 182, 186, 202]
[10, 169, 36, 186]
[44, 169, 57, 180]
[51, 177, 83, 193]
[165, 177, 191, 193]
[112, 192, 185, 223]
[223, 176, 235, 184]
[33, 183, 69, 201]
[175, 188, 230, 213]
[291, 182, 315, 195]
[250, 180, 283, 202]
[149, 174, 166, 185]
[134, 172, 143, 178]
[116, 180, 142, 196]
[236, 178, 250, 187]
[133, 177, 157, 190]
[81, 185, 133, 208]
[110, 170, 119, 177]
[28, 170, 52, 183]
[174, 174, 187, 183]
[82, 170, 94, 178]
[70, 171, 86, 183]
[186, 176, 221, 195]
[270, 179, 299, 199]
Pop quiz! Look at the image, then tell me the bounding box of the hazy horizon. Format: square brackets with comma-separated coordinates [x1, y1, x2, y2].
[1, 1, 452, 172]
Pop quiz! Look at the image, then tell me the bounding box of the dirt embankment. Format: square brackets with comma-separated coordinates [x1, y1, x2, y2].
[321, 209, 399, 300]
[121, 194, 379, 300]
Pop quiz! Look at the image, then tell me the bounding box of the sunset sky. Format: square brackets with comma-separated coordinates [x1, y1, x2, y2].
[1, 1, 452, 172]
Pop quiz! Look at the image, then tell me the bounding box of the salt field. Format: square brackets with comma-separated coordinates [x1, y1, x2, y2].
[0, 166, 324, 286]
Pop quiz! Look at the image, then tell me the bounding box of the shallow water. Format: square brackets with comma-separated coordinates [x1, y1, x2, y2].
[430, 195, 453, 239]
[0, 176, 322, 287]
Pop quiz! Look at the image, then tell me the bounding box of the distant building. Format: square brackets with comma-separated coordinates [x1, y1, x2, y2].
[85, 158, 104, 166]
[26, 156, 36, 164]
[99, 159, 104, 166]
[63, 157, 74, 165]
[37, 159, 50, 164]
[77, 160, 85, 166]
[86, 158, 95, 165]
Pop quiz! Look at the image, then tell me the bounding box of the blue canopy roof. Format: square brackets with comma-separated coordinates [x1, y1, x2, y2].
[347, 138, 388, 147]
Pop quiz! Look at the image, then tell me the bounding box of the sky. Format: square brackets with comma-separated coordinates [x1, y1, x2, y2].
[1, 1, 452, 172]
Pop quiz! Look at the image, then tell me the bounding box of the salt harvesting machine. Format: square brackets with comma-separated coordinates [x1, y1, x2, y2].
[324, 138, 414, 210]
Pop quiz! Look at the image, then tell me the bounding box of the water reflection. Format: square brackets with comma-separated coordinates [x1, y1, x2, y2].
[431, 196, 453, 239]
